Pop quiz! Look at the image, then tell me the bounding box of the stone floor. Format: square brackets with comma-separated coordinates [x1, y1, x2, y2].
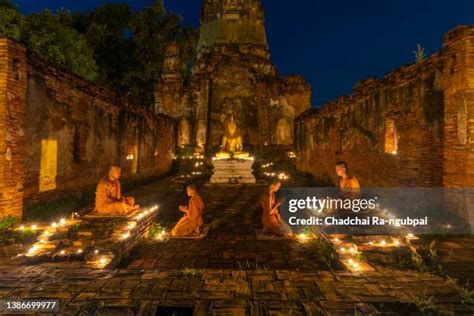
[0, 178, 473, 315]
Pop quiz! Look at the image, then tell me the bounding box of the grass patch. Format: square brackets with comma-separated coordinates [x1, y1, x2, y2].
[24, 187, 95, 222]
[0, 216, 18, 230]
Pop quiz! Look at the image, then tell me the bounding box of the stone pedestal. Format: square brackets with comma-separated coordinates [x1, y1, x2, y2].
[211, 159, 256, 184]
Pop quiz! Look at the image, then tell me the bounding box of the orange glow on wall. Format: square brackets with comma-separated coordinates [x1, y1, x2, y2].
[39, 139, 58, 192]
[384, 119, 398, 154]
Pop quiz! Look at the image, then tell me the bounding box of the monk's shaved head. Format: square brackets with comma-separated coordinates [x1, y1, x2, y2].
[110, 166, 121, 172]
[108, 166, 122, 180]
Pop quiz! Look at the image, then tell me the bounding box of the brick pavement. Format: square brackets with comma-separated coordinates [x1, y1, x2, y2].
[0, 180, 472, 315]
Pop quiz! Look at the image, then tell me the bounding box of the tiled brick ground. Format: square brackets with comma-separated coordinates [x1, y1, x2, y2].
[0, 179, 472, 315]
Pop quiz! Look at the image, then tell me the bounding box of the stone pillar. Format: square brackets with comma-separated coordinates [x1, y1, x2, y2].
[0, 39, 27, 219]
[442, 26, 474, 230]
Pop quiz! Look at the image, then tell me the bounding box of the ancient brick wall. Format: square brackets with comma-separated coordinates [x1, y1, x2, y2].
[295, 26, 474, 190]
[442, 26, 474, 188]
[296, 44, 446, 188]
[441, 26, 474, 227]
[0, 38, 176, 218]
[296, 60, 445, 188]
[0, 39, 27, 218]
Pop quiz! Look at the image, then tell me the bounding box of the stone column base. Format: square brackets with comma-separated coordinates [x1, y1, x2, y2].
[210, 159, 256, 184]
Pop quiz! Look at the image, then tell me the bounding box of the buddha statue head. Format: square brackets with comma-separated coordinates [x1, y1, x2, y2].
[227, 120, 237, 136]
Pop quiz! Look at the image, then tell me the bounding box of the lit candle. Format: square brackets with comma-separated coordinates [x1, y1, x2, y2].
[156, 232, 164, 241]
[297, 233, 308, 242]
[28, 246, 38, 255]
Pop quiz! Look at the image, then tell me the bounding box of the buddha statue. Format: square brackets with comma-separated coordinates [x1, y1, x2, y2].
[215, 119, 250, 159]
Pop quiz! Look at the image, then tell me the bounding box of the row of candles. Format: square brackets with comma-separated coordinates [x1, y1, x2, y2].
[293, 232, 365, 271]
[260, 161, 291, 181]
[174, 151, 205, 160]
[330, 233, 419, 272]
[263, 171, 291, 181]
[212, 156, 255, 161]
[120, 205, 159, 241]
[331, 238, 364, 271]
[177, 160, 206, 179]
[96, 205, 160, 268]
[16, 216, 79, 258]
[16, 205, 160, 268]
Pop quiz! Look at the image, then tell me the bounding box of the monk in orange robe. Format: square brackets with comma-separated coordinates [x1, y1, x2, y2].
[171, 185, 205, 237]
[94, 166, 140, 215]
[261, 180, 292, 236]
[335, 161, 361, 199]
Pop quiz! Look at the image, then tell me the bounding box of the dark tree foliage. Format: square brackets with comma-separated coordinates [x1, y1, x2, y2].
[72, 4, 134, 90]
[74, 0, 198, 106]
[24, 10, 99, 81]
[0, 0, 16, 10]
[0, 0, 199, 107]
[0, 3, 23, 40]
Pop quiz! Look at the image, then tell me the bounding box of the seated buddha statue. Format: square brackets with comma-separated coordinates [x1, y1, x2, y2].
[215, 119, 250, 159]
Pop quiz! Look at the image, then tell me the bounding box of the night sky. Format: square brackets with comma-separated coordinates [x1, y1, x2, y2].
[14, 0, 474, 107]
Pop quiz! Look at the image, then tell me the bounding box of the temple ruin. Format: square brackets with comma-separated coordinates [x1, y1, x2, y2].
[155, 0, 312, 152]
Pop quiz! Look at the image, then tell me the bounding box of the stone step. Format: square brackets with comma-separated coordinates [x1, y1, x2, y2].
[23, 206, 159, 268]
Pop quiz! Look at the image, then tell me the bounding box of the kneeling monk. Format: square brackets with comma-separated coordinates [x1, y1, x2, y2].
[172, 185, 205, 237]
[261, 180, 292, 236]
[95, 166, 140, 215]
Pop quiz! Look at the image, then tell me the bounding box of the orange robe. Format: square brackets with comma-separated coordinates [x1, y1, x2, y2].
[95, 177, 135, 214]
[171, 195, 205, 237]
[340, 176, 361, 199]
[261, 190, 291, 236]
